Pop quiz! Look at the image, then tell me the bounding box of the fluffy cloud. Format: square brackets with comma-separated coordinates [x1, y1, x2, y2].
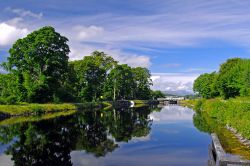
[151, 73, 199, 95]
[0, 23, 28, 46]
[69, 44, 151, 68]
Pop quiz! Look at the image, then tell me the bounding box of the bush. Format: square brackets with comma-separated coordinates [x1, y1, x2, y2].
[195, 98, 250, 140]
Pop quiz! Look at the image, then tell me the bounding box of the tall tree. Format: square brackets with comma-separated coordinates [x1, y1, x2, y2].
[217, 58, 242, 99]
[4, 26, 70, 103]
[132, 67, 152, 99]
[193, 72, 219, 99]
[104, 64, 135, 100]
[70, 51, 117, 102]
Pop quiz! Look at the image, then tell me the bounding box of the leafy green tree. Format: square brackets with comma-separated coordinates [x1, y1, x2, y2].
[70, 51, 117, 102]
[239, 59, 250, 96]
[217, 58, 243, 99]
[132, 67, 152, 99]
[0, 74, 20, 104]
[3, 26, 70, 103]
[104, 64, 135, 100]
[193, 72, 219, 99]
[90, 51, 117, 71]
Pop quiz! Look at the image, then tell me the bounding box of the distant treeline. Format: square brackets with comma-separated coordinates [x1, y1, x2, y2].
[0, 26, 163, 104]
[193, 58, 250, 99]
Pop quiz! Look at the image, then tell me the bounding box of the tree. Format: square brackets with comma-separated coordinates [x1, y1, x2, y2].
[132, 67, 152, 100]
[150, 90, 165, 99]
[70, 51, 117, 102]
[193, 72, 219, 99]
[217, 58, 243, 99]
[4, 26, 70, 103]
[104, 64, 135, 100]
[239, 59, 250, 96]
[0, 74, 20, 104]
[193, 58, 250, 99]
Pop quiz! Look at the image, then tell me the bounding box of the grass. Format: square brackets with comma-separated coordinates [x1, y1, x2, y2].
[183, 97, 250, 140]
[0, 109, 76, 126]
[0, 99, 156, 117]
[184, 97, 250, 160]
[179, 99, 197, 108]
[193, 110, 250, 160]
[0, 101, 115, 116]
[0, 103, 77, 116]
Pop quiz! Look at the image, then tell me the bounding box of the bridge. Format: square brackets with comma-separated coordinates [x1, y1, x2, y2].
[157, 96, 185, 104]
[209, 133, 250, 166]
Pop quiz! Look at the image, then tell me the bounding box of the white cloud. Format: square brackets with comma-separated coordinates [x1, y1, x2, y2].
[5, 7, 43, 19]
[51, 1, 250, 50]
[74, 25, 104, 41]
[0, 23, 28, 46]
[68, 43, 151, 68]
[110, 50, 151, 68]
[151, 73, 199, 94]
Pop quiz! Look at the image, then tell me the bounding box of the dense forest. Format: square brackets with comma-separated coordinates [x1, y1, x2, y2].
[0, 26, 161, 104]
[193, 58, 250, 99]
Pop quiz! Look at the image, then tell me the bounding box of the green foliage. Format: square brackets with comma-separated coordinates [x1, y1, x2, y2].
[0, 74, 20, 104]
[132, 67, 152, 100]
[193, 98, 250, 140]
[3, 26, 70, 103]
[150, 90, 165, 99]
[193, 58, 250, 99]
[70, 51, 117, 102]
[0, 26, 154, 107]
[193, 72, 219, 98]
[104, 64, 135, 100]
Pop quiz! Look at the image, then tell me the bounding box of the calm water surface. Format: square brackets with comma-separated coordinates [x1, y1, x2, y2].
[0, 105, 212, 166]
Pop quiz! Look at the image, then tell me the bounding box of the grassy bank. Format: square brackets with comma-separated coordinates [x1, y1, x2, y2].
[0, 100, 155, 117]
[193, 109, 250, 159]
[0, 102, 107, 116]
[181, 98, 250, 159]
[183, 98, 250, 140]
[0, 103, 77, 116]
[179, 99, 197, 108]
[0, 109, 76, 126]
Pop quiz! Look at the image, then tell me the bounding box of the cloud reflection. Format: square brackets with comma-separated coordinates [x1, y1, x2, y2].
[150, 105, 194, 124]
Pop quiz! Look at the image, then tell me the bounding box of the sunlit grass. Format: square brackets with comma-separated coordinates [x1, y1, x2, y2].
[0, 103, 77, 116]
[0, 110, 76, 126]
[188, 97, 250, 160]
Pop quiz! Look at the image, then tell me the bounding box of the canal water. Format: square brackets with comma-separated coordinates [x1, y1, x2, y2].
[0, 105, 212, 166]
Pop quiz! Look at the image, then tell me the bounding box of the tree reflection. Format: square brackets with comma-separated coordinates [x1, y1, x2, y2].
[193, 111, 212, 133]
[0, 107, 153, 165]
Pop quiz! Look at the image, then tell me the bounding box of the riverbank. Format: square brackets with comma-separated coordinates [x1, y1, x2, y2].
[181, 98, 250, 143]
[0, 102, 106, 117]
[0, 100, 158, 117]
[180, 98, 250, 159]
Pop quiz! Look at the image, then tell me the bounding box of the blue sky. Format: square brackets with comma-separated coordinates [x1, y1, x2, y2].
[1, 0, 250, 94]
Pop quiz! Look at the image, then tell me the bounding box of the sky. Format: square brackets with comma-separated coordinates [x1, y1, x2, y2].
[0, 0, 250, 95]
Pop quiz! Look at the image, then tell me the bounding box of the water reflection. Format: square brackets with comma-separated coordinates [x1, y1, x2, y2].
[0, 107, 153, 165]
[193, 110, 250, 160]
[150, 105, 194, 124]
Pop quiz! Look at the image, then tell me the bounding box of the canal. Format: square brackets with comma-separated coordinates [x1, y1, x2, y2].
[0, 104, 246, 166]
